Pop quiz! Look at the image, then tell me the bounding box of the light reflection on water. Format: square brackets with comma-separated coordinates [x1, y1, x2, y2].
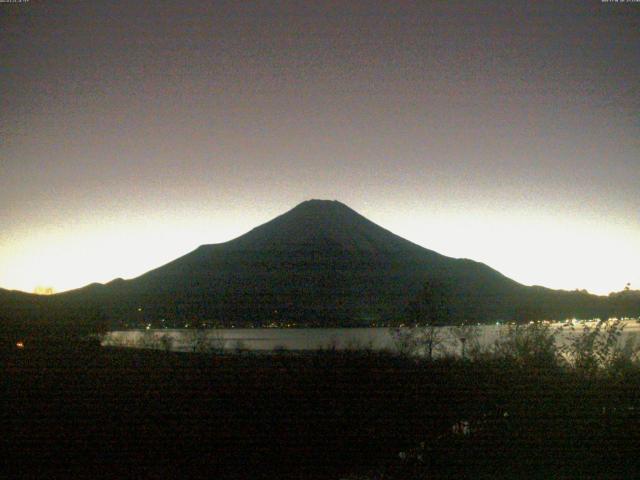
[103, 321, 640, 355]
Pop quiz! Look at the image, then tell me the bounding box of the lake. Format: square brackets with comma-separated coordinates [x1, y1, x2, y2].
[103, 320, 640, 356]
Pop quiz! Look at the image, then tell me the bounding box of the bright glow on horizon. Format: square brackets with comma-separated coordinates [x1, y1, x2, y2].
[1, 204, 638, 296]
[374, 208, 640, 296]
[1, 3, 638, 299]
[0, 211, 255, 294]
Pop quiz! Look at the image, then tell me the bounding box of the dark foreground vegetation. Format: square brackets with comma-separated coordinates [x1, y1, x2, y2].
[3, 338, 640, 479]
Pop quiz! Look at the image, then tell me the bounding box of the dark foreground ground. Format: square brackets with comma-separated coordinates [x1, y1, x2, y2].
[3, 342, 640, 479]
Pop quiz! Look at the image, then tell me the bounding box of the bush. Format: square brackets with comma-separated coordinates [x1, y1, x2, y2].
[159, 334, 174, 352]
[563, 319, 640, 376]
[136, 330, 162, 350]
[390, 325, 449, 359]
[492, 322, 563, 367]
[183, 328, 227, 353]
[448, 322, 483, 359]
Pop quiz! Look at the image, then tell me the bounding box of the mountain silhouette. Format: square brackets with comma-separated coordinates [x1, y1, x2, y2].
[117, 199, 526, 327]
[1, 200, 633, 336]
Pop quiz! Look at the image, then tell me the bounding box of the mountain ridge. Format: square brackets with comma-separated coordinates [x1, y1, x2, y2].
[1, 200, 638, 336]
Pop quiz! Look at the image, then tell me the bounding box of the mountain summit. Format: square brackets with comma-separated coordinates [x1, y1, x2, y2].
[1, 200, 619, 335]
[229, 200, 417, 253]
[209, 199, 429, 255]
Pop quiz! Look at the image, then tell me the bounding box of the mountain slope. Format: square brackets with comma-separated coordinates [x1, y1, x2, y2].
[81, 200, 528, 327]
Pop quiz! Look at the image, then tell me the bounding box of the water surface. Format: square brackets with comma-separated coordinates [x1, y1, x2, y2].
[103, 321, 640, 356]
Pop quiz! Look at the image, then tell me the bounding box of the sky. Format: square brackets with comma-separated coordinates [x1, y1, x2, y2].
[1, 0, 638, 296]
